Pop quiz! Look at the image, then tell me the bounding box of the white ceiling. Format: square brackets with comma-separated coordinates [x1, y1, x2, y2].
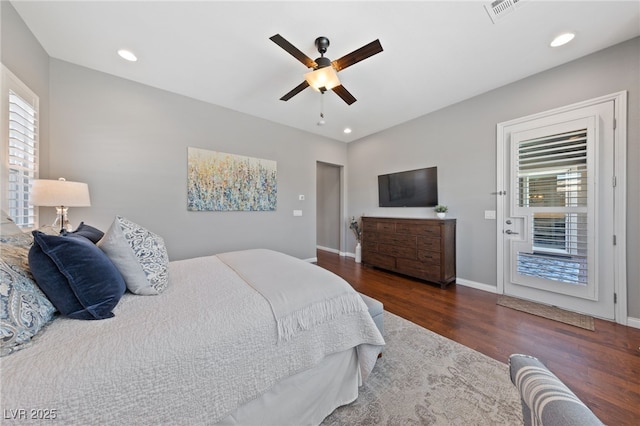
[10, 1, 640, 143]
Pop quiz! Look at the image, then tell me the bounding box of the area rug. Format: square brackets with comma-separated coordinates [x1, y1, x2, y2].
[497, 295, 595, 331]
[322, 312, 522, 425]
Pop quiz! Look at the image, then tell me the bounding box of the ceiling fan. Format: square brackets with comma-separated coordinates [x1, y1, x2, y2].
[270, 34, 383, 105]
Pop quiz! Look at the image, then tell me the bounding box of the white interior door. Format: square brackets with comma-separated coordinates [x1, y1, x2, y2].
[499, 100, 616, 319]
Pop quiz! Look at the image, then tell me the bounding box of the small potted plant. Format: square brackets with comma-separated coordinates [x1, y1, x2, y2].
[434, 205, 448, 219]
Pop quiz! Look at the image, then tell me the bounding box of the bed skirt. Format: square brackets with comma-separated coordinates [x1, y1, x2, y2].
[218, 348, 360, 425]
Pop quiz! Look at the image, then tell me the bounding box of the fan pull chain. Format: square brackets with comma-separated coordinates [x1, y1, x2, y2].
[317, 92, 326, 126]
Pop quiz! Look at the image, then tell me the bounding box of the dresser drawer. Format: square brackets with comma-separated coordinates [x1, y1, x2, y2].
[362, 240, 378, 252]
[375, 232, 416, 247]
[363, 220, 378, 233]
[396, 258, 441, 282]
[396, 223, 440, 238]
[364, 252, 396, 270]
[364, 219, 396, 233]
[418, 237, 441, 252]
[417, 250, 441, 265]
[376, 221, 396, 232]
[379, 243, 416, 260]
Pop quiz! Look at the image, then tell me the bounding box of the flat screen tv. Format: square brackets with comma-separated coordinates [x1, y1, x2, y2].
[378, 167, 438, 207]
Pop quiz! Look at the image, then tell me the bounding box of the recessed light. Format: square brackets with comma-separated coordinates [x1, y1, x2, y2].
[117, 49, 138, 62]
[550, 33, 575, 47]
[343, 128, 352, 134]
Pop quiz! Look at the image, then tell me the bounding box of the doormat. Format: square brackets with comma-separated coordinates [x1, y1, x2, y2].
[497, 295, 595, 331]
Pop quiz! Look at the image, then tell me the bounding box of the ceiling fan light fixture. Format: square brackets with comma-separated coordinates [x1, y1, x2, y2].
[305, 66, 340, 92]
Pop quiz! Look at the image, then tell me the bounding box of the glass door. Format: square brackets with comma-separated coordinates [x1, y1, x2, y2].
[500, 101, 615, 319]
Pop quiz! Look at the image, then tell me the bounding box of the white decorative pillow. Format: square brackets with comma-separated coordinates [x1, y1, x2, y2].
[98, 216, 169, 295]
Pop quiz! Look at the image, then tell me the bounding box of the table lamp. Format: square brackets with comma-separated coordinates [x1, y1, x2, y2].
[30, 177, 91, 232]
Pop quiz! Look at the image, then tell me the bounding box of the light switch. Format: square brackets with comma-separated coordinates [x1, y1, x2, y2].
[293, 210, 303, 216]
[484, 210, 496, 220]
[298, 195, 305, 201]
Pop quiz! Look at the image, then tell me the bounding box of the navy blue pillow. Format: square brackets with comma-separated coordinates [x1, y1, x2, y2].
[62, 222, 104, 243]
[28, 231, 126, 320]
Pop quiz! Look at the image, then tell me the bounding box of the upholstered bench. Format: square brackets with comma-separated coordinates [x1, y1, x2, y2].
[359, 292, 384, 335]
[509, 354, 604, 426]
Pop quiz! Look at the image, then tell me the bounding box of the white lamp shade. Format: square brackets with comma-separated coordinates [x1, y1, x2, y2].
[304, 66, 341, 92]
[30, 178, 91, 207]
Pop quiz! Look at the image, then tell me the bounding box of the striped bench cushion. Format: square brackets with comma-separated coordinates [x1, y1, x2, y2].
[508, 354, 604, 426]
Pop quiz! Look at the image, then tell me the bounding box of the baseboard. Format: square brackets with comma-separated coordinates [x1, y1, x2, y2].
[316, 245, 352, 258]
[627, 317, 640, 330]
[455, 278, 499, 294]
[316, 245, 340, 255]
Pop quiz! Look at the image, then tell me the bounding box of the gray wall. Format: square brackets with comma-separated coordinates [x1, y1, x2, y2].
[316, 162, 341, 252]
[347, 37, 640, 318]
[0, 1, 50, 178]
[47, 59, 347, 261]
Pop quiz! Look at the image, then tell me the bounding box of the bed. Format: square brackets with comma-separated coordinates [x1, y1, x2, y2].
[0, 215, 385, 425]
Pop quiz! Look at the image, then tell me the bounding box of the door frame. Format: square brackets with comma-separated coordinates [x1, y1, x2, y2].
[315, 161, 344, 255]
[496, 91, 627, 324]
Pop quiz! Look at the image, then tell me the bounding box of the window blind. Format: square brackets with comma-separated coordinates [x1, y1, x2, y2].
[7, 89, 38, 228]
[516, 129, 588, 286]
[518, 129, 587, 208]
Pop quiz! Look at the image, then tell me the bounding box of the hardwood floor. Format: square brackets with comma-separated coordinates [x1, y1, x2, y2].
[316, 249, 640, 425]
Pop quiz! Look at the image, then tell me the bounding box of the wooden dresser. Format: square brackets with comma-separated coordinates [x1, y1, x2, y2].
[361, 217, 456, 288]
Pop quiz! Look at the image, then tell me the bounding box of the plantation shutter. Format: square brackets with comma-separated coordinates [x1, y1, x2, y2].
[4, 70, 39, 228]
[516, 129, 588, 286]
[517, 129, 588, 207]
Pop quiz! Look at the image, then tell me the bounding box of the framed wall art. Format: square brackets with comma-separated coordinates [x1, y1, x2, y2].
[187, 147, 277, 211]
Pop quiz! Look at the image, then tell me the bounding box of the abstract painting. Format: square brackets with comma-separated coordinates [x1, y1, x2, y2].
[187, 147, 277, 211]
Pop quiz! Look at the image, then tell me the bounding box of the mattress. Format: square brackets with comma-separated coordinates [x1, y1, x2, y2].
[0, 250, 384, 425]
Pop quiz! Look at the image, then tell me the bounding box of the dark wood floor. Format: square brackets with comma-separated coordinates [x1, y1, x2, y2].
[316, 249, 640, 425]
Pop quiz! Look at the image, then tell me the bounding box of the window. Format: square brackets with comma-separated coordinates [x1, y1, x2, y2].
[516, 128, 588, 286]
[1, 65, 39, 229]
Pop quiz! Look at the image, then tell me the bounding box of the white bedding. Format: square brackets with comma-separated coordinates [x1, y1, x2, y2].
[218, 249, 370, 342]
[0, 250, 385, 425]
[219, 348, 361, 425]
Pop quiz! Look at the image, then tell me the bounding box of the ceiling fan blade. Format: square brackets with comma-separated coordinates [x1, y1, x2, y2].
[332, 39, 383, 72]
[270, 34, 317, 69]
[280, 81, 310, 101]
[332, 85, 357, 105]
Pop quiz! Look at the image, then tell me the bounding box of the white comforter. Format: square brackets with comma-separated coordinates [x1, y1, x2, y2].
[1, 250, 384, 425]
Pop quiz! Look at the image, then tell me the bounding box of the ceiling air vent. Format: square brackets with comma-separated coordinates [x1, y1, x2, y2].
[484, 0, 528, 24]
